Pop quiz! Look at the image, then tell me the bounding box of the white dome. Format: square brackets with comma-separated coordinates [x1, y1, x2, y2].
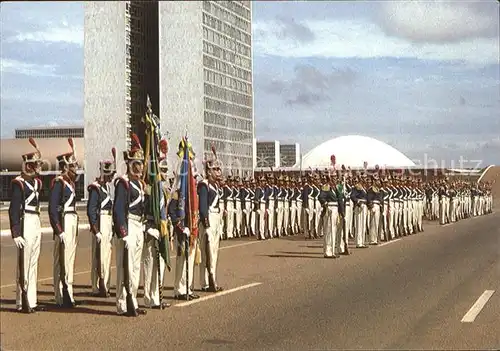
[298, 135, 416, 169]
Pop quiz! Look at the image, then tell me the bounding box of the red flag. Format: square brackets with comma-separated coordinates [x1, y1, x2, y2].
[187, 159, 199, 246]
[330, 154, 336, 166]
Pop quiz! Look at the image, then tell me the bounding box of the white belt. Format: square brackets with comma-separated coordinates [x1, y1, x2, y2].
[327, 202, 338, 206]
[100, 210, 112, 215]
[25, 205, 40, 212]
[209, 208, 220, 213]
[129, 214, 143, 222]
[64, 206, 76, 212]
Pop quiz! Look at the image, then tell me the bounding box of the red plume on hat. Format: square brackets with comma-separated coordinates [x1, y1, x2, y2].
[159, 138, 168, 156]
[22, 137, 42, 164]
[330, 154, 336, 166]
[124, 133, 144, 161]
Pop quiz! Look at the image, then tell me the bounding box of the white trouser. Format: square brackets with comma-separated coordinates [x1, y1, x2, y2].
[174, 233, 197, 296]
[244, 203, 251, 236]
[268, 200, 275, 236]
[323, 205, 341, 256]
[225, 202, 234, 238]
[296, 201, 302, 232]
[199, 211, 222, 288]
[354, 204, 367, 247]
[315, 201, 323, 234]
[369, 204, 381, 244]
[283, 201, 290, 234]
[53, 213, 78, 305]
[439, 198, 449, 224]
[115, 218, 144, 314]
[16, 213, 42, 309]
[301, 207, 311, 237]
[255, 204, 265, 239]
[142, 236, 166, 307]
[91, 214, 113, 294]
[276, 201, 284, 235]
[235, 202, 242, 236]
[290, 202, 297, 233]
[345, 203, 353, 238]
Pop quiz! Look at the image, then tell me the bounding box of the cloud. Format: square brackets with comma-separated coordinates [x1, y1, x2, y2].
[0, 59, 58, 77]
[376, 1, 500, 44]
[253, 3, 499, 65]
[262, 64, 357, 106]
[6, 26, 83, 46]
[275, 16, 316, 43]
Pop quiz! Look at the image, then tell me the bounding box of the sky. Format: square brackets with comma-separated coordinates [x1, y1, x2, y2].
[1, 1, 499, 168]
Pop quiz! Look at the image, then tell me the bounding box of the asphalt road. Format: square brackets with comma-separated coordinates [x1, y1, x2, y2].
[1, 211, 499, 350]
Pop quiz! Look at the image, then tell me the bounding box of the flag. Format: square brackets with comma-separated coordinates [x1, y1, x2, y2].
[143, 97, 171, 271]
[176, 137, 199, 247]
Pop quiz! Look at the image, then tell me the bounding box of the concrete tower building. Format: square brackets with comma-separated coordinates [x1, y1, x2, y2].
[84, 1, 254, 184]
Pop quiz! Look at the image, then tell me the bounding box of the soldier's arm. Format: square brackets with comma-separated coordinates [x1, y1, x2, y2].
[113, 180, 128, 238]
[318, 189, 327, 205]
[8, 180, 23, 238]
[48, 180, 64, 235]
[198, 183, 210, 228]
[337, 189, 346, 217]
[167, 196, 184, 232]
[87, 185, 100, 235]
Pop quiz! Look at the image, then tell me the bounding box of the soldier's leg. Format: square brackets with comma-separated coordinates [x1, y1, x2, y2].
[115, 238, 127, 314]
[101, 214, 113, 293]
[142, 237, 155, 307]
[63, 213, 78, 303]
[27, 214, 42, 308]
[323, 210, 333, 256]
[130, 219, 144, 309]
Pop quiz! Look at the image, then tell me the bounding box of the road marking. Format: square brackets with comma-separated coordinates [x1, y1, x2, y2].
[379, 238, 401, 247]
[461, 290, 495, 323]
[0, 240, 265, 289]
[219, 240, 263, 250]
[175, 282, 262, 307]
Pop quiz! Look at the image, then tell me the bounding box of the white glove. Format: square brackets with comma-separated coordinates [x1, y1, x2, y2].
[147, 228, 160, 240]
[95, 232, 102, 243]
[182, 227, 190, 237]
[13, 237, 26, 249]
[58, 232, 66, 245]
[122, 236, 131, 249]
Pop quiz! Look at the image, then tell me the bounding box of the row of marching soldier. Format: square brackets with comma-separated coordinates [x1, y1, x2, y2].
[7, 136, 494, 315]
[8, 134, 226, 317]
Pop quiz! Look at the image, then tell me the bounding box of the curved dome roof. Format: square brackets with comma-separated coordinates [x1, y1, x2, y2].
[298, 135, 416, 169]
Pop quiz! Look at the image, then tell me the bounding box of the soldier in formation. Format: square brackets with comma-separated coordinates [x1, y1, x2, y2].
[9, 134, 495, 316]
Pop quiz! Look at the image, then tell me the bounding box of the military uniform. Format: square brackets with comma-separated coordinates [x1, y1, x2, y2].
[142, 151, 171, 309]
[367, 176, 383, 244]
[351, 177, 368, 248]
[49, 138, 81, 308]
[198, 146, 224, 293]
[87, 148, 115, 297]
[112, 134, 147, 316]
[319, 176, 344, 258]
[9, 138, 44, 313]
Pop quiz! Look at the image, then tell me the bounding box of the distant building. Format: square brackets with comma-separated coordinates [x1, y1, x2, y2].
[279, 143, 300, 167]
[256, 140, 280, 169]
[15, 126, 84, 139]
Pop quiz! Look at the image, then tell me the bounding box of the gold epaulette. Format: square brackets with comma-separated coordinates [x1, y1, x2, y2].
[144, 185, 152, 196]
[322, 184, 330, 191]
[355, 183, 362, 190]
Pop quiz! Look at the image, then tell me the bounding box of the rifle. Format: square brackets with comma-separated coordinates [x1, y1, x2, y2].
[122, 244, 137, 316]
[18, 199, 30, 312]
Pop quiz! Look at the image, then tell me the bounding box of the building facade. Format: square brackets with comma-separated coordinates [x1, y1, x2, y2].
[15, 126, 84, 139]
[85, 1, 254, 180]
[84, 1, 159, 185]
[256, 140, 280, 169]
[159, 1, 254, 177]
[279, 143, 301, 167]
